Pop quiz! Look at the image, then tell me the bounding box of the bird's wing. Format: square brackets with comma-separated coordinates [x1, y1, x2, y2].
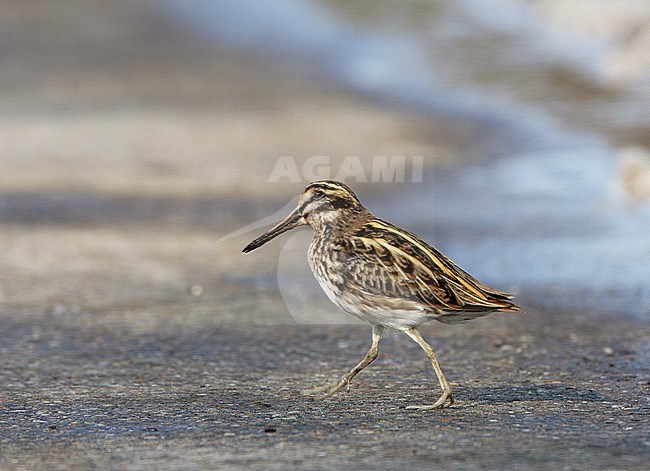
[338, 219, 518, 313]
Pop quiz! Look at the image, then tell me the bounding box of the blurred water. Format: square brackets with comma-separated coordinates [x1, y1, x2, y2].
[379, 148, 650, 317]
[162, 0, 650, 317]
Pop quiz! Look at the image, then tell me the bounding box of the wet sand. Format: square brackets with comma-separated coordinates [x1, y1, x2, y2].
[2, 309, 648, 470]
[1, 2, 648, 470]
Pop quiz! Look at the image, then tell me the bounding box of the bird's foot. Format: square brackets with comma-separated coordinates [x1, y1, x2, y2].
[406, 390, 454, 411]
[300, 375, 350, 400]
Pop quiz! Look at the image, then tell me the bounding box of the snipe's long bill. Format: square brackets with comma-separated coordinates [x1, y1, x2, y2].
[243, 180, 521, 410]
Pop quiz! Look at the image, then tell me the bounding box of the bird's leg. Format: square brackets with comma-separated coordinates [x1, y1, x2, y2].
[301, 325, 384, 399]
[403, 327, 454, 410]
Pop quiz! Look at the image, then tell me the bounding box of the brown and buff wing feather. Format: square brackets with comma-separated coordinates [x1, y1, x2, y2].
[336, 219, 520, 323]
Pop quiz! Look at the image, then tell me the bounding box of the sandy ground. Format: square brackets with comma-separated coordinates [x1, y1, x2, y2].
[1, 2, 648, 470]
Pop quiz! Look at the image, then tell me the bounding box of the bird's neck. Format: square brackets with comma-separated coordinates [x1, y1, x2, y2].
[309, 208, 371, 236]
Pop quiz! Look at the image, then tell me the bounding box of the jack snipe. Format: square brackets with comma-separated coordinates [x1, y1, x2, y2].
[243, 180, 520, 410]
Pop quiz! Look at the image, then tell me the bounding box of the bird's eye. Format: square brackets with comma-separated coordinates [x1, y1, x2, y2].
[312, 190, 324, 200]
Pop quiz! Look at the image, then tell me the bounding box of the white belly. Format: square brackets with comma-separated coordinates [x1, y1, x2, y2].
[308, 244, 435, 330]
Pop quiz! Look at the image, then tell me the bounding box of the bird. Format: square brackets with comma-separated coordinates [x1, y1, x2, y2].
[243, 180, 520, 410]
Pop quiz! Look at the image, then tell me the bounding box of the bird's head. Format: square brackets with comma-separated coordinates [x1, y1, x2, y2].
[242, 180, 368, 253]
